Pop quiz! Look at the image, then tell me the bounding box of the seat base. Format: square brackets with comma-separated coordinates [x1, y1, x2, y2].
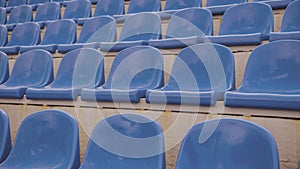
[146, 89, 223, 106]
[26, 87, 82, 100]
[99, 40, 146, 52]
[0, 46, 19, 55]
[207, 33, 263, 46]
[270, 31, 300, 42]
[225, 91, 300, 110]
[148, 36, 200, 49]
[81, 88, 145, 103]
[0, 86, 26, 99]
[20, 44, 58, 53]
[57, 42, 99, 53]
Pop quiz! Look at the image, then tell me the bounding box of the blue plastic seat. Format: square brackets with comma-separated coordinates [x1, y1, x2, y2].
[158, 0, 202, 19]
[270, 1, 300, 41]
[149, 8, 213, 49]
[0, 0, 5, 7]
[0, 7, 6, 24]
[20, 19, 77, 53]
[253, 0, 292, 9]
[33, 2, 61, 28]
[0, 22, 40, 55]
[6, 0, 27, 12]
[79, 113, 166, 169]
[0, 52, 9, 85]
[6, 5, 32, 31]
[0, 49, 53, 99]
[62, 0, 91, 22]
[208, 2, 273, 46]
[225, 40, 300, 110]
[206, 0, 247, 15]
[113, 0, 161, 23]
[0, 109, 80, 168]
[0, 109, 11, 163]
[81, 46, 164, 102]
[29, 0, 50, 10]
[175, 118, 279, 169]
[0, 25, 7, 47]
[146, 43, 235, 106]
[100, 13, 161, 52]
[77, 0, 124, 25]
[58, 16, 116, 53]
[26, 48, 105, 100]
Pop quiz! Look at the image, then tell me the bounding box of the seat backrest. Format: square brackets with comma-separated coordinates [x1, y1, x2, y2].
[0, 109, 11, 163]
[219, 2, 273, 37]
[29, 0, 50, 5]
[127, 0, 161, 14]
[206, 0, 247, 7]
[165, 8, 213, 38]
[0, 7, 6, 24]
[119, 13, 161, 41]
[80, 113, 165, 169]
[0, 110, 80, 168]
[7, 0, 26, 7]
[164, 43, 235, 92]
[0, 0, 5, 7]
[7, 22, 40, 47]
[0, 52, 9, 84]
[238, 40, 300, 94]
[50, 48, 104, 89]
[0, 25, 7, 47]
[175, 118, 279, 169]
[41, 19, 76, 45]
[103, 46, 163, 90]
[78, 16, 116, 43]
[164, 0, 202, 11]
[7, 5, 32, 25]
[63, 0, 91, 20]
[280, 0, 300, 32]
[5, 49, 53, 87]
[94, 0, 124, 16]
[34, 2, 61, 22]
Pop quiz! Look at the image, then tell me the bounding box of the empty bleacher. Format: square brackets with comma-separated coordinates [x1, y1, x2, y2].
[0, 0, 299, 169]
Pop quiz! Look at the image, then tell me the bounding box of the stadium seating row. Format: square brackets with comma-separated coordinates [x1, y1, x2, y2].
[0, 109, 280, 168]
[0, 1, 299, 54]
[0, 0, 296, 28]
[0, 0, 292, 14]
[0, 40, 300, 110]
[0, 0, 97, 11]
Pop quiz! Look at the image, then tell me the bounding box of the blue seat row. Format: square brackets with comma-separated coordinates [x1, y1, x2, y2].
[1, 0, 91, 30]
[0, 16, 116, 54]
[0, 0, 98, 11]
[1, 1, 298, 55]
[0, 109, 280, 168]
[1, 40, 300, 111]
[0, 0, 294, 29]
[0, 44, 234, 105]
